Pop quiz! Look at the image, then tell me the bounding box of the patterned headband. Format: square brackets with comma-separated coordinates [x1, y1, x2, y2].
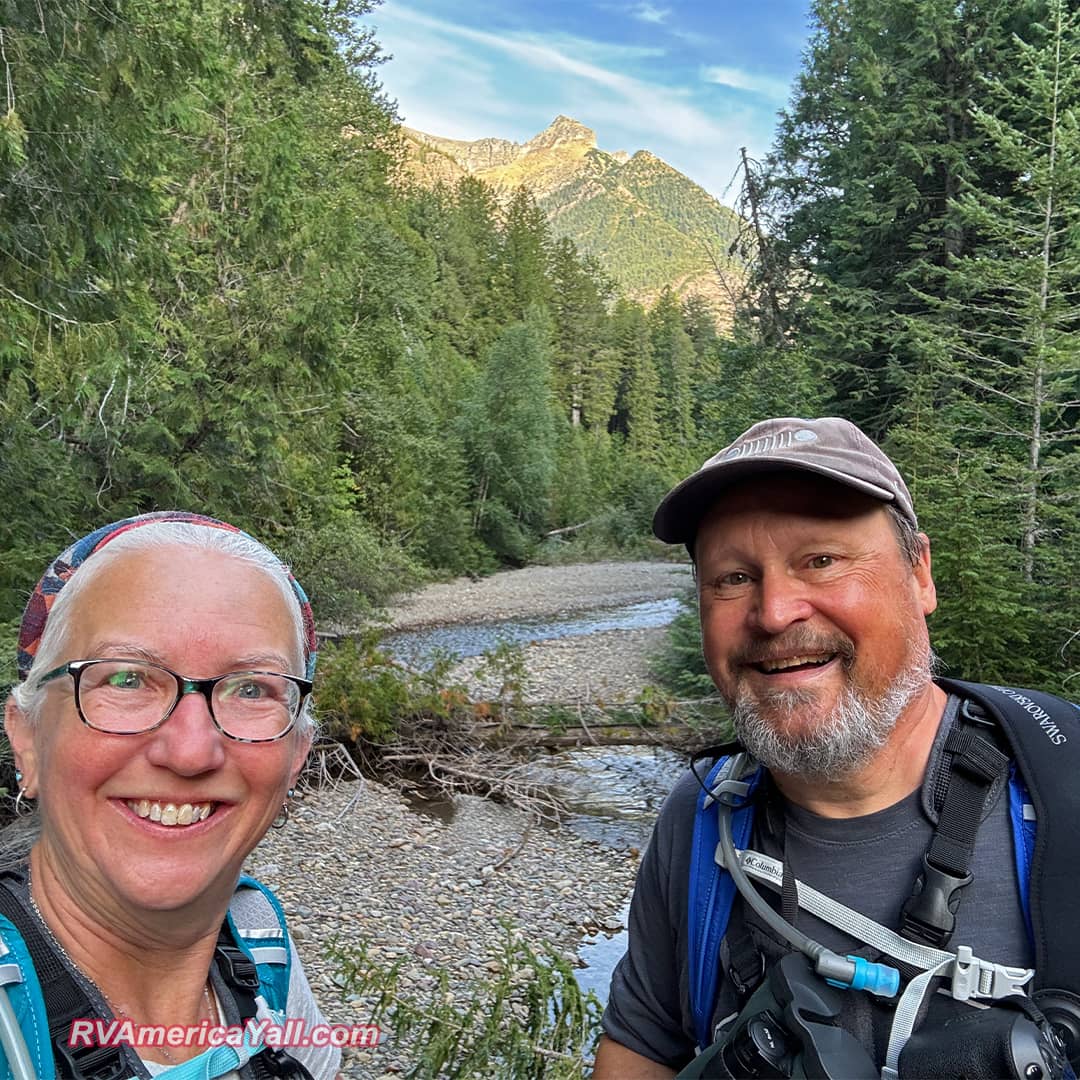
[16, 511, 317, 683]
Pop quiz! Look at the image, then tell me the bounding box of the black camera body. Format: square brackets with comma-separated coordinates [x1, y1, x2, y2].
[677, 953, 1067, 1080]
[898, 994, 1066, 1080]
[677, 953, 877, 1078]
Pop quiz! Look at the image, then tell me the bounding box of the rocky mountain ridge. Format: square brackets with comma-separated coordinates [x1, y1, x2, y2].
[400, 116, 744, 318]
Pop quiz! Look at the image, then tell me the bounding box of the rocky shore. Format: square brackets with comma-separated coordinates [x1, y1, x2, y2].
[384, 560, 692, 631]
[245, 561, 694, 1078]
[246, 778, 639, 1078]
[390, 560, 694, 705]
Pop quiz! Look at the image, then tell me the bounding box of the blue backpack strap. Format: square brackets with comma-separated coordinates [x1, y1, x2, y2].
[226, 876, 291, 1012]
[688, 756, 762, 1050]
[0, 914, 54, 1080]
[1008, 764, 1037, 945]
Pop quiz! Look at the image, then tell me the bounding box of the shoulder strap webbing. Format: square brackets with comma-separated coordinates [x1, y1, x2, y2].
[0, 877, 128, 1080]
[219, 879, 311, 1080]
[899, 710, 1009, 948]
[935, 678, 1080, 997]
[227, 877, 291, 1013]
[687, 756, 762, 1050]
[212, 931, 313, 1080]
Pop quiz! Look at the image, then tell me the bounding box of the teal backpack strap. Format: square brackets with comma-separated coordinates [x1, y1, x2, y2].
[688, 755, 762, 1050]
[225, 876, 291, 1012]
[146, 1022, 273, 1080]
[0, 914, 53, 1080]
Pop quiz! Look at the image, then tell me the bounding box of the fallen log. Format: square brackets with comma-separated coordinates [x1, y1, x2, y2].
[485, 728, 690, 749]
[542, 520, 594, 537]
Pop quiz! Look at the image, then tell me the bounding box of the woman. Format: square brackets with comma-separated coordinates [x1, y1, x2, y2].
[2, 511, 340, 1080]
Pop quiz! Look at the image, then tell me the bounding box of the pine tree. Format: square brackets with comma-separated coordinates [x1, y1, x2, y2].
[900, 0, 1080, 687]
[496, 188, 552, 321]
[461, 314, 558, 562]
[548, 238, 617, 428]
[611, 300, 663, 466]
[648, 288, 697, 456]
[768, 0, 1023, 435]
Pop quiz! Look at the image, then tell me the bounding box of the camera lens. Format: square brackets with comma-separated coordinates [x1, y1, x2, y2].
[721, 1011, 791, 1078]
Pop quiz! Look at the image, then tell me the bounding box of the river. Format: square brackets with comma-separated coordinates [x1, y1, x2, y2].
[382, 576, 694, 1004]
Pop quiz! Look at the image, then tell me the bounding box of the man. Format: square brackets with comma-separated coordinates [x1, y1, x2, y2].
[595, 416, 1078, 1079]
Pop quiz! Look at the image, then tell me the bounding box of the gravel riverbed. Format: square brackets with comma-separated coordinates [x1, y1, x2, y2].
[246, 779, 640, 1078]
[385, 561, 692, 631]
[390, 560, 694, 705]
[245, 561, 694, 1078]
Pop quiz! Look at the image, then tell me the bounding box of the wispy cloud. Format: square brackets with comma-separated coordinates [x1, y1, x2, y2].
[371, 1, 789, 200]
[379, 4, 735, 149]
[702, 64, 792, 102]
[374, 9, 525, 137]
[630, 2, 671, 23]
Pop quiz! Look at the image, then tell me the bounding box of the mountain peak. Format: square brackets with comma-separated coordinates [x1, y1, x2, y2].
[399, 115, 743, 323]
[526, 116, 597, 153]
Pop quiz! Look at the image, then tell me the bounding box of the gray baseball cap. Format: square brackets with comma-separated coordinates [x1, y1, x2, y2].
[652, 416, 917, 545]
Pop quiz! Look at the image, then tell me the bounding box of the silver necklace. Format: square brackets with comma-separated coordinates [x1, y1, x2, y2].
[26, 872, 214, 1064]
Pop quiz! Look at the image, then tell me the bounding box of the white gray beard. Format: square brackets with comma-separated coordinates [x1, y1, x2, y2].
[731, 645, 937, 782]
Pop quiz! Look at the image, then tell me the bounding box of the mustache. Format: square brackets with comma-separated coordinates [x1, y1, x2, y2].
[729, 629, 856, 669]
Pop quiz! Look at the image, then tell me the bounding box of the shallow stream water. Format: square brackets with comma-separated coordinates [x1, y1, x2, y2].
[386, 599, 688, 1005]
[382, 597, 684, 665]
[532, 744, 685, 1001]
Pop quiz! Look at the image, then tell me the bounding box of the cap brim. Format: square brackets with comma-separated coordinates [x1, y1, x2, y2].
[652, 458, 898, 546]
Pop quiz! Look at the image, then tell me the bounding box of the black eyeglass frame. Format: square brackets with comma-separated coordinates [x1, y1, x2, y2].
[36, 658, 313, 743]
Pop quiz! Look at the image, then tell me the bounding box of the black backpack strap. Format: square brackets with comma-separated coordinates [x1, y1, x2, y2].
[0, 872, 129, 1080]
[213, 929, 314, 1080]
[935, 680, 1080, 990]
[723, 903, 766, 1002]
[899, 701, 1010, 948]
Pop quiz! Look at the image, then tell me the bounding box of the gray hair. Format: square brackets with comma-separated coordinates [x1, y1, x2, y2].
[9, 522, 316, 736]
[886, 504, 927, 567]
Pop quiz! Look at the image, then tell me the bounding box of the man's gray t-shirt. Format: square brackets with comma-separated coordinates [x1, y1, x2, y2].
[601, 696, 1033, 1070]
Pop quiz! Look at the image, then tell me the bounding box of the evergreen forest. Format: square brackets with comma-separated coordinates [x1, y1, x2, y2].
[1, 0, 1077, 701]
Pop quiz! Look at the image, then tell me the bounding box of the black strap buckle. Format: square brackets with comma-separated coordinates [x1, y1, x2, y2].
[959, 698, 997, 729]
[899, 855, 973, 948]
[216, 942, 260, 992]
[728, 949, 766, 999]
[53, 1039, 129, 1080]
[258, 1047, 316, 1080]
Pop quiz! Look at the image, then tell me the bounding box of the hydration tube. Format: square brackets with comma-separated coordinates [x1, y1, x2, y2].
[715, 754, 900, 998]
[0, 984, 36, 1080]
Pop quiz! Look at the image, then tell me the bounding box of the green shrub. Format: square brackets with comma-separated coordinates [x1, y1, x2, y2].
[314, 635, 464, 745]
[649, 591, 717, 699]
[281, 516, 426, 629]
[329, 931, 603, 1079]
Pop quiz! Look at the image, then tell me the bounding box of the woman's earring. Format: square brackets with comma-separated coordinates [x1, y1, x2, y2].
[272, 788, 295, 830]
[13, 771, 33, 817]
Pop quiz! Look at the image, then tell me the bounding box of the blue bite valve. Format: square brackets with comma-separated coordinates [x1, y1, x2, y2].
[820, 951, 900, 997]
[843, 955, 900, 997]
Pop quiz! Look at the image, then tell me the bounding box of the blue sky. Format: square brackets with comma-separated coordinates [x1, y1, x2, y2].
[364, 0, 814, 203]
